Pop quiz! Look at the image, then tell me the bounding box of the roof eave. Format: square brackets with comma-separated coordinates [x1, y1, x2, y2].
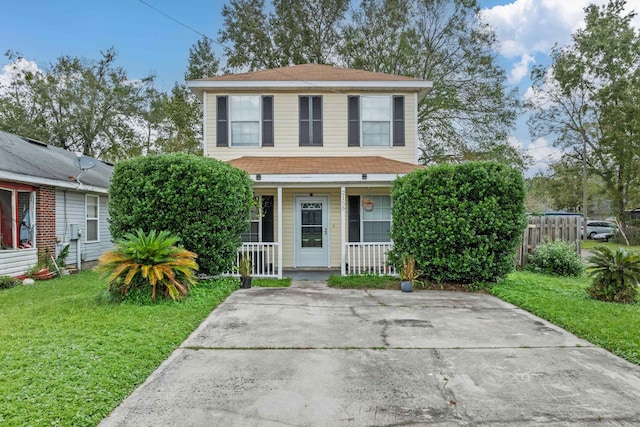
[187, 80, 433, 100]
[0, 170, 109, 194]
[248, 173, 408, 185]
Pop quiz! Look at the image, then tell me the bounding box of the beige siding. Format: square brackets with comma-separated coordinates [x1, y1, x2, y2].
[205, 92, 417, 164]
[272, 186, 390, 269]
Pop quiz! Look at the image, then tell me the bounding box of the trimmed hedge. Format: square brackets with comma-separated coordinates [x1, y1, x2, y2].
[390, 161, 527, 283]
[108, 153, 253, 274]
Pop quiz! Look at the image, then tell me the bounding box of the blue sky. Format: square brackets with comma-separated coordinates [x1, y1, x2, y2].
[2, 0, 639, 174]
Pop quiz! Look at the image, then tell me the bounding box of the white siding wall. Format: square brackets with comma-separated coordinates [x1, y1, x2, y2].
[205, 91, 417, 164]
[0, 248, 37, 277]
[55, 190, 113, 267]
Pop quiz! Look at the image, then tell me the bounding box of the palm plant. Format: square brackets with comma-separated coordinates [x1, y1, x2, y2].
[97, 229, 198, 302]
[587, 246, 640, 303]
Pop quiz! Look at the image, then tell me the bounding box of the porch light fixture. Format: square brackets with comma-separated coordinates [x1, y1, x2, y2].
[362, 174, 367, 180]
[256, 174, 261, 181]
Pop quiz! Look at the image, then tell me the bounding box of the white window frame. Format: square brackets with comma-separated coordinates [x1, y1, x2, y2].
[360, 95, 393, 147]
[85, 194, 100, 243]
[229, 95, 262, 148]
[361, 195, 393, 242]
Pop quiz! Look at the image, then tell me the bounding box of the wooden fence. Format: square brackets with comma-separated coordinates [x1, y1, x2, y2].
[517, 215, 582, 267]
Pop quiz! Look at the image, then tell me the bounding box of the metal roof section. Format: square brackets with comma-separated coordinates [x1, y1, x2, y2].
[0, 130, 112, 192]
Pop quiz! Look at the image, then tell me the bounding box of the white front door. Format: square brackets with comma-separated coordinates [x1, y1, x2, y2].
[295, 196, 329, 267]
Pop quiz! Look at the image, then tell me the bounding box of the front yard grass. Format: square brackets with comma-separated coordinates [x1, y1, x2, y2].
[0, 271, 237, 426]
[328, 274, 399, 289]
[252, 277, 291, 287]
[581, 239, 640, 251]
[490, 271, 640, 365]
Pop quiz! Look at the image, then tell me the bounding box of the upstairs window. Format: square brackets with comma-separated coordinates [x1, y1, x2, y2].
[230, 96, 260, 146]
[361, 96, 391, 146]
[299, 96, 323, 146]
[348, 95, 405, 147]
[217, 95, 274, 147]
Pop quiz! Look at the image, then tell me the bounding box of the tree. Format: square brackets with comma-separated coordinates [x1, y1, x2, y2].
[218, 0, 522, 169]
[527, 0, 640, 226]
[153, 36, 221, 155]
[108, 154, 253, 275]
[219, 0, 349, 71]
[0, 49, 153, 161]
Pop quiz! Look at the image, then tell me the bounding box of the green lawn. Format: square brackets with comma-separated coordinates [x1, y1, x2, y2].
[252, 277, 291, 287]
[581, 239, 640, 251]
[490, 271, 640, 365]
[0, 272, 237, 426]
[328, 274, 399, 289]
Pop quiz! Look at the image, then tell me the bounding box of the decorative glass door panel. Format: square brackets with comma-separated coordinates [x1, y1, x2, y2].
[295, 197, 329, 267]
[301, 202, 323, 248]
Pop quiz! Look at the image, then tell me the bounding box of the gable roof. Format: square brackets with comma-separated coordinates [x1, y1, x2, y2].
[228, 156, 422, 175]
[188, 64, 433, 99]
[0, 130, 112, 193]
[196, 64, 423, 82]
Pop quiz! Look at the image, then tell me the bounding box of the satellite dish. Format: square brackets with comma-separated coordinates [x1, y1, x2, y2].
[74, 155, 97, 170]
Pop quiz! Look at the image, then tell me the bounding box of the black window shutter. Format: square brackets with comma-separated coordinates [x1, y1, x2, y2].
[348, 196, 361, 242]
[216, 96, 228, 147]
[261, 196, 274, 242]
[348, 96, 360, 147]
[299, 96, 310, 146]
[393, 95, 405, 146]
[262, 96, 274, 147]
[312, 96, 323, 146]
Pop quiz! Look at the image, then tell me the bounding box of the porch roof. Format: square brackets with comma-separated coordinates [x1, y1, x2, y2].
[227, 156, 422, 176]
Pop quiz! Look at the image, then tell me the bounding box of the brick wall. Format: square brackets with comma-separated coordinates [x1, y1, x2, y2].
[36, 186, 56, 257]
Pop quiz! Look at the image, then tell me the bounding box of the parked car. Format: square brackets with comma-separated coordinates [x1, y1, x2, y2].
[581, 220, 618, 239]
[592, 231, 615, 242]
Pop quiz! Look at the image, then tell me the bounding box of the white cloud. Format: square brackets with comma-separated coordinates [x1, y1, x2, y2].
[518, 136, 564, 176]
[508, 53, 535, 84]
[480, 0, 640, 84]
[0, 58, 41, 95]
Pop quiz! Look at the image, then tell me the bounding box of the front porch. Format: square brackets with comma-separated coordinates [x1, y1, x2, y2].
[222, 156, 420, 278]
[229, 241, 397, 279]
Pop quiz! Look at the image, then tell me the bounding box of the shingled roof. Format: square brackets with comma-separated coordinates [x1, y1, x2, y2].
[188, 64, 433, 100]
[227, 156, 422, 175]
[0, 130, 112, 191]
[195, 64, 423, 82]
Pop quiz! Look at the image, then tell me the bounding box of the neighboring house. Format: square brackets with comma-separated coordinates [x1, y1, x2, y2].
[0, 130, 113, 277]
[187, 64, 432, 278]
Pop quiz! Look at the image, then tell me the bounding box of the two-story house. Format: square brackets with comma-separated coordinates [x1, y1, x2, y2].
[188, 64, 432, 278]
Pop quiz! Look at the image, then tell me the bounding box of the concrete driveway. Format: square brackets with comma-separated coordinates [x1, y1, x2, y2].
[101, 281, 640, 426]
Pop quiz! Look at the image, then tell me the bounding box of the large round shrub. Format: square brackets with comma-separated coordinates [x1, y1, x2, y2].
[108, 154, 253, 274]
[390, 161, 527, 283]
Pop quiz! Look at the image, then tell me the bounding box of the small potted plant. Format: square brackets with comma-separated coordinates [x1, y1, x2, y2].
[238, 256, 252, 289]
[361, 198, 375, 212]
[399, 255, 421, 292]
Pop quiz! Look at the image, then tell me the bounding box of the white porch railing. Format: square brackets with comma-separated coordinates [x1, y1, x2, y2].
[227, 243, 280, 278]
[345, 242, 396, 276]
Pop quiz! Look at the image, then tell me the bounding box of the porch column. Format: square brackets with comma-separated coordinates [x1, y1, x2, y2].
[340, 186, 346, 276]
[277, 186, 283, 279]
